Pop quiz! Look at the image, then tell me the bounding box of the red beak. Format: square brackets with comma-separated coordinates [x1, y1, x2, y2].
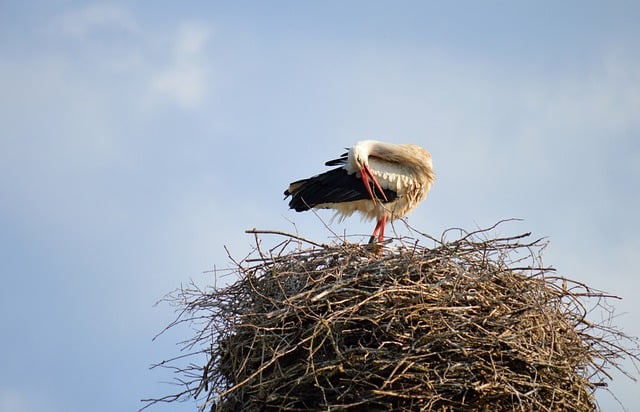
[360, 166, 389, 202]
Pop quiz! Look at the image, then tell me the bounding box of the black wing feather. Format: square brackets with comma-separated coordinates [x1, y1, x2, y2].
[284, 167, 397, 212]
[324, 151, 348, 166]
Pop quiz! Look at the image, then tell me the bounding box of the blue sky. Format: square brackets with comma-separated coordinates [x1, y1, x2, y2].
[1, 1, 639, 411]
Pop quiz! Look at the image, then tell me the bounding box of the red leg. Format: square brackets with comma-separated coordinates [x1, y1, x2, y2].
[369, 218, 382, 244]
[377, 213, 388, 242]
[368, 214, 388, 245]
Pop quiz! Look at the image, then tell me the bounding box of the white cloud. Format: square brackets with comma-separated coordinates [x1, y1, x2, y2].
[150, 22, 211, 109]
[151, 63, 207, 108]
[520, 55, 640, 138]
[52, 6, 212, 109]
[175, 22, 210, 58]
[55, 3, 139, 36]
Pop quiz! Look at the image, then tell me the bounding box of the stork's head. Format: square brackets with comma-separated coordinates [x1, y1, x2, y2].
[349, 140, 374, 170]
[349, 140, 388, 202]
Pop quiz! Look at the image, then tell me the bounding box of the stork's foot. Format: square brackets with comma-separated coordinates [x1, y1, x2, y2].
[367, 236, 393, 246]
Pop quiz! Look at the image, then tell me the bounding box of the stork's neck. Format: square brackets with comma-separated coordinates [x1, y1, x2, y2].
[347, 140, 434, 185]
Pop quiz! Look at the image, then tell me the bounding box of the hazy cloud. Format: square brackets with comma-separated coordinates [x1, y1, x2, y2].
[150, 21, 211, 108]
[54, 3, 139, 36]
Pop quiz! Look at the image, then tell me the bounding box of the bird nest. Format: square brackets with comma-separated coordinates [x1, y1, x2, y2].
[144, 223, 639, 411]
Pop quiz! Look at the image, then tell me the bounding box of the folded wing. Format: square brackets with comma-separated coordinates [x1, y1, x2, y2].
[284, 167, 397, 212]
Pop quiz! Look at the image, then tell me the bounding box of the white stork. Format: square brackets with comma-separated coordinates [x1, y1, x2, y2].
[284, 140, 435, 244]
